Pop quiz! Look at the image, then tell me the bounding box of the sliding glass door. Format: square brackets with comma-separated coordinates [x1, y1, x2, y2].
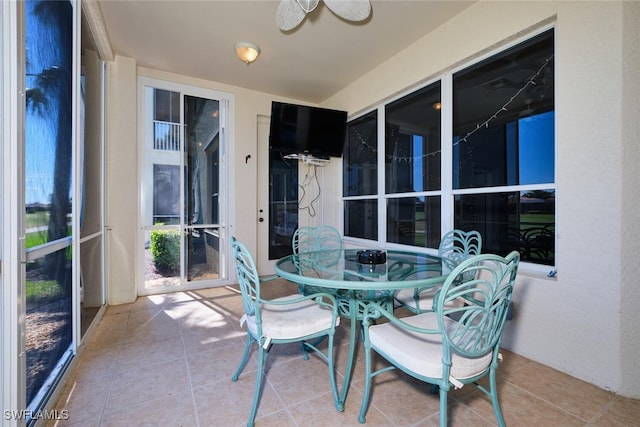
[140, 79, 231, 294]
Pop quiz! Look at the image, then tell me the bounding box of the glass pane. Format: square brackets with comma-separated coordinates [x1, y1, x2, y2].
[145, 228, 181, 290]
[153, 88, 181, 151]
[80, 236, 103, 336]
[385, 83, 441, 193]
[186, 227, 220, 282]
[387, 196, 441, 248]
[344, 111, 377, 196]
[454, 190, 555, 265]
[453, 30, 554, 189]
[518, 111, 555, 184]
[25, 0, 73, 248]
[185, 95, 220, 226]
[153, 164, 180, 225]
[269, 152, 298, 259]
[25, 248, 72, 405]
[344, 199, 378, 240]
[154, 89, 180, 123]
[79, 47, 103, 238]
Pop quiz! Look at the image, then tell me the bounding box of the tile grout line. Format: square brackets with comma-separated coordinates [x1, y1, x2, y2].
[502, 378, 596, 423]
[180, 323, 202, 427]
[584, 395, 618, 425]
[96, 308, 131, 427]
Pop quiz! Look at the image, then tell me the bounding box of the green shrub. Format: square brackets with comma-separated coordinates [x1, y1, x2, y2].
[150, 229, 180, 273]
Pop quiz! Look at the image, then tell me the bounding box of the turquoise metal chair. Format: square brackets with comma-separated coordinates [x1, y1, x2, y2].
[292, 225, 343, 296]
[230, 237, 341, 427]
[395, 229, 482, 313]
[358, 251, 520, 426]
[293, 225, 342, 254]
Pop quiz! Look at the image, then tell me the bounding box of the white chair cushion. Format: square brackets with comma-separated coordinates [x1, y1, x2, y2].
[247, 294, 339, 340]
[368, 312, 492, 382]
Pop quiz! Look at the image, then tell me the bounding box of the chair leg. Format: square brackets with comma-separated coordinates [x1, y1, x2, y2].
[438, 385, 449, 427]
[326, 332, 343, 411]
[357, 341, 373, 423]
[489, 368, 506, 427]
[232, 333, 253, 381]
[247, 345, 269, 427]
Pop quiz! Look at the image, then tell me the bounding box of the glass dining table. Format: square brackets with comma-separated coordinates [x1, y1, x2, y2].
[274, 248, 450, 410]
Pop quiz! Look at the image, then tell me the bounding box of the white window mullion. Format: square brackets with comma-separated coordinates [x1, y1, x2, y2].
[440, 73, 454, 235]
[376, 105, 386, 245]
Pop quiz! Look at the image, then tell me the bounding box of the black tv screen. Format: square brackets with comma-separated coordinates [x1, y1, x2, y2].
[269, 102, 347, 158]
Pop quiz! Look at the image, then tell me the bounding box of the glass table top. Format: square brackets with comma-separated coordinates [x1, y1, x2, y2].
[275, 249, 448, 291]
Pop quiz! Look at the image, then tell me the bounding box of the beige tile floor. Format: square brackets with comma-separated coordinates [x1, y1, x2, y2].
[49, 279, 640, 427]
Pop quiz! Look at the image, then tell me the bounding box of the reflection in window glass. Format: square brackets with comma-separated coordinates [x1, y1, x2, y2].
[25, 0, 73, 248]
[518, 111, 554, 184]
[385, 83, 441, 194]
[453, 30, 554, 190]
[25, 0, 74, 410]
[451, 29, 555, 265]
[454, 190, 555, 265]
[344, 111, 377, 197]
[185, 95, 220, 226]
[269, 153, 298, 259]
[387, 196, 441, 248]
[344, 199, 378, 240]
[186, 227, 220, 282]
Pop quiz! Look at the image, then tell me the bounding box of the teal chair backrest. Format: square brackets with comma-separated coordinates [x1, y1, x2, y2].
[291, 225, 342, 295]
[231, 237, 261, 327]
[436, 251, 519, 360]
[438, 229, 482, 275]
[292, 225, 342, 254]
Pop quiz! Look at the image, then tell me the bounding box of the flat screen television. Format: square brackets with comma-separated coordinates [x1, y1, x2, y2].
[269, 101, 348, 158]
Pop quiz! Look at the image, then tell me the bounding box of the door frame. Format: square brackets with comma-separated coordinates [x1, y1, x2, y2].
[137, 77, 235, 296]
[256, 114, 276, 274]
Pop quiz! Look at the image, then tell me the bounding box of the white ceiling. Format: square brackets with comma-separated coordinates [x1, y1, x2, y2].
[94, 0, 475, 104]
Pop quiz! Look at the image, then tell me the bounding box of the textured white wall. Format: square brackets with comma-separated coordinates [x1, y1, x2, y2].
[620, 0, 640, 398]
[324, 1, 639, 397]
[106, 55, 138, 305]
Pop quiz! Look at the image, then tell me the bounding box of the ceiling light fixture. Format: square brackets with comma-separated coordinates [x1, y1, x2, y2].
[276, 0, 371, 31]
[235, 42, 260, 65]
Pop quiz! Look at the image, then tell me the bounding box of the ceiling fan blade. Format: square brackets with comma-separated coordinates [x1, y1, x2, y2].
[324, 0, 371, 22]
[296, 0, 320, 13]
[276, 0, 307, 31]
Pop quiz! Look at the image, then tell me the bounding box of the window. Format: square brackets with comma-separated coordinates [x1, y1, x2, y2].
[343, 111, 378, 240]
[344, 29, 555, 267]
[385, 83, 442, 248]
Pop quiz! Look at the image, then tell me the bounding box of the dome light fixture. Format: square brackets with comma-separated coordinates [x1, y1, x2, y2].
[235, 42, 260, 65]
